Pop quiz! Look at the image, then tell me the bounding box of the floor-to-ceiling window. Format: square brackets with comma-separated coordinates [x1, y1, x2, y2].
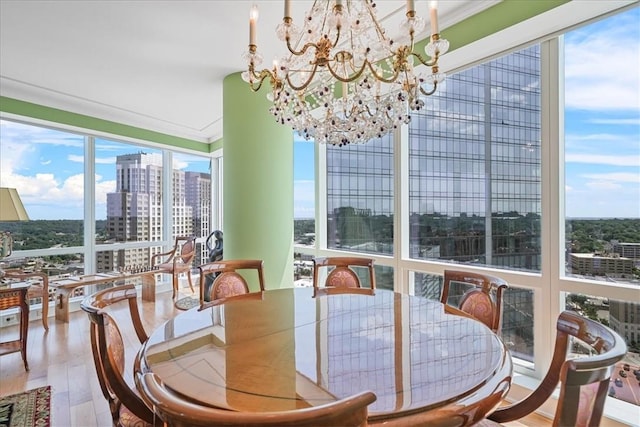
[298, 3, 639, 419]
[561, 6, 640, 408]
[326, 134, 395, 289]
[0, 121, 86, 285]
[0, 119, 214, 299]
[408, 45, 541, 362]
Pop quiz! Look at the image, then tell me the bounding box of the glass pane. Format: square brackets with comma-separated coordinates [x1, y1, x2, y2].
[95, 140, 163, 245]
[563, 8, 640, 285]
[0, 120, 85, 250]
[293, 254, 314, 287]
[408, 46, 542, 273]
[175, 151, 212, 266]
[413, 272, 534, 362]
[294, 136, 316, 247]
[326, 135, 394, 255]
[374, 265, 394, 291]
[502, 287, 534, 363]
[565, 293, 639, 407]
[294, 135, 315, 223]
[94, 139, 163, 272]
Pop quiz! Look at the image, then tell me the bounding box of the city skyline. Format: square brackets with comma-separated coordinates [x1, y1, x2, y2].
[1, 8, 638, 220]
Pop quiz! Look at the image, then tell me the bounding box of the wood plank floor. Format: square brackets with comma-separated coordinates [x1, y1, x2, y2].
[0, 288, 552, 427]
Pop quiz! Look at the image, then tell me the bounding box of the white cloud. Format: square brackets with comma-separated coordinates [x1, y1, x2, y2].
[565, 18, 640, 111]
[68, 154, 84, 163]
[587, 118, 640, 125]
[294, 180, 315, 202]
[0, 120, 83, 147]
[96, 156, 116, 164]
[294, 180, 315, 218]
[565, 153, 640, 167]
[585, 181, 622, 190]
[96, 178, 116, 205]
[581, 172, 640, 184]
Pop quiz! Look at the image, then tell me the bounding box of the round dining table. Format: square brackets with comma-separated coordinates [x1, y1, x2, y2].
[135, 287, 512, 426]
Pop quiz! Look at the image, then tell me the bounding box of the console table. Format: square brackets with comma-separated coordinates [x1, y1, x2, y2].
[49, 270, 159, 323]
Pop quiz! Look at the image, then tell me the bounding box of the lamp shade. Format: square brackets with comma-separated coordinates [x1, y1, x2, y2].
[0, 187, 29, 221]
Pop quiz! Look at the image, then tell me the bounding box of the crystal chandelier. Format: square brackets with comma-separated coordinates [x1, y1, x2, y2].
[243, 0, 449, 146]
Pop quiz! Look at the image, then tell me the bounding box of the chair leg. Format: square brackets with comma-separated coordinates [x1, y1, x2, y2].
[20, 307, 29, 371]
[42, 299, 49, 331]
[172, 273, 179, 299]
[186, 271, 194, 294]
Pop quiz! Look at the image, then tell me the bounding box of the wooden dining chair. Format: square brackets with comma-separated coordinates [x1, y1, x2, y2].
[312, 257, 376, 289]
[3, 269, 49, 330]
[440, 270, 508, 333]
[479, 310, 627, 427]
[81, 284, 161, 427]
[137, 372, 376, 427]
[198, 259, 265, 304]
[151, 236, 196, 299]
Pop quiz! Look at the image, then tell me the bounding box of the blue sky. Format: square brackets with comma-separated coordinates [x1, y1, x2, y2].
[1, 8, 638, 220]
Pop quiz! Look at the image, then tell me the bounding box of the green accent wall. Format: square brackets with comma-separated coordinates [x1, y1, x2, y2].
[222, 73, 294, 289]
[415, 0, 569, 54]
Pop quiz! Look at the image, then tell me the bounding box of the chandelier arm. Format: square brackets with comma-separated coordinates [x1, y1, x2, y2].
[410, 52, 439, 67]
[285, 63, 320, 91]
[249, 79, 266, 92]
[248, 67, 275, 92]
[285, 37, 321, 57]
[419, 81, 439, 96]
[332, 22, 342, 50]
[326, 57, 367, 82]
[364, 59, 401, 84]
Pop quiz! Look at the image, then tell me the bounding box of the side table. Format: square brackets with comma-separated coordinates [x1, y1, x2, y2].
[0, 282, 30, 370]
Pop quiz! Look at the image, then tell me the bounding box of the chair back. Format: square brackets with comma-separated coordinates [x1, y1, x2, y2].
[81, 284, 156, 426]
[179, 237, 196, 264]
[137, 372, 376, 427]
[152, 236, 197, 299]
[440, 270, 508, 333]
[489, 310, 627, 427]
[312, 257, 376, 289]
[199, 259, 265, 304]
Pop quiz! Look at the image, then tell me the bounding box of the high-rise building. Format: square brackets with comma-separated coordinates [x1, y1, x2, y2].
[96, 153, 211, 272]
[186, 171, 212, 265]
[326, 45, 541, 360]
[609, 300, 640, 351]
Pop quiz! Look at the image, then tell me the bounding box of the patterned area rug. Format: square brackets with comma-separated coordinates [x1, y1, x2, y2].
[174, 296, 199, 311]
[0, 386, 51, 427]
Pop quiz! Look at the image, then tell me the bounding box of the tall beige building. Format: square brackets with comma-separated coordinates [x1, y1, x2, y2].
[96, 153, 211, 272]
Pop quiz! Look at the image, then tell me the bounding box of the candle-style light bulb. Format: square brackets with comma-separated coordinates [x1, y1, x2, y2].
[284, 0, 291, 19]
[249, 4, 259, 45]
[429, 1, 439, 35]
[406, 0, 415, 15]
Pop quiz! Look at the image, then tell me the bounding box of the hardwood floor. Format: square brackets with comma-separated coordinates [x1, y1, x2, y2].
[0, 287, 553, 427]
[0, 287, 181, 426]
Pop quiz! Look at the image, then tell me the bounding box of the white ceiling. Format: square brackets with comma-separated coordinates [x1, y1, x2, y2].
[0, 0, 494, 144]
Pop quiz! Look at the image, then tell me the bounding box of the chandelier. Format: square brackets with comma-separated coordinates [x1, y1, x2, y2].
[242, 0, 449, 146]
